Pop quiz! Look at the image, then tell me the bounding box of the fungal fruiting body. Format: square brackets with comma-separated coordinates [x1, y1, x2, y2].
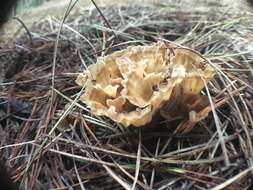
[76, 42, 215, 127]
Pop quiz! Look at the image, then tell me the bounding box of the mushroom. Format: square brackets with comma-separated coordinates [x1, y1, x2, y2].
[76, 42, 215, 127]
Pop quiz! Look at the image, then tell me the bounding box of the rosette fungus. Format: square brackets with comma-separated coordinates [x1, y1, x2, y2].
[76, 42, 215, 127]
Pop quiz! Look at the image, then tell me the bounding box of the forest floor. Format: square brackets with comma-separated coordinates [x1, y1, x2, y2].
[1, 0, 253, 41]
[0, 1, 253, 189]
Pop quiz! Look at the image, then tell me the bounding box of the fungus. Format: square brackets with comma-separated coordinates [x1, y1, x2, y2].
[76, 42, 215, 127]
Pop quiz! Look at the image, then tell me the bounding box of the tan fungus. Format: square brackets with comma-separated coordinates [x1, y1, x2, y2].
[76, 42, 215, 127]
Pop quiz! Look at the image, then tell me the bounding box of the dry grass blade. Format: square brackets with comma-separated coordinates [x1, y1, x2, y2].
[131, 131, 141, 190]
[210, 166, 253, 190]
[103, 165, 132, 190]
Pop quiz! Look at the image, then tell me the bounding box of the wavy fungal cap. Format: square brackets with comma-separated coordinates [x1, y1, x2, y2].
[76, 42, 215, 127]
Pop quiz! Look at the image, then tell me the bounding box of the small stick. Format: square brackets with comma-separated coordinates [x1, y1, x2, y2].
[13, 17, 33, 45]
[90, 0, 117, 38]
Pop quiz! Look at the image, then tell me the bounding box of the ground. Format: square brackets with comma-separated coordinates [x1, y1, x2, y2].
[1, 0, 253, 41]
[0, 1, 253, 189]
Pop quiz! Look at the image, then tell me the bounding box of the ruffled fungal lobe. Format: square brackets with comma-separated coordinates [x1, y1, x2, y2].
[76, 42, 215, 127]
